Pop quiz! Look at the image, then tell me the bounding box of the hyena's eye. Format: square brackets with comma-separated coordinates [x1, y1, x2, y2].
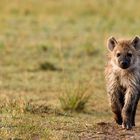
[127, 53, 132, 57]
[116, 53, 121, 57]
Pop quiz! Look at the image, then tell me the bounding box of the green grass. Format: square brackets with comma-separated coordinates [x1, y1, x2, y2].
[59, 83, 91, 111]
[0, 0, 139, 139]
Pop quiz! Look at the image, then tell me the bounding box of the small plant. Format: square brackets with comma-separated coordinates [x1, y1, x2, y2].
[59, 84, 91, 112]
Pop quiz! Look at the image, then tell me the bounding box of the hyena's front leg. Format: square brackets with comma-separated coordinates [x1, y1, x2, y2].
[106, 73, 123, 125]
[109, 92, 122, 125]
[122, 89, 139, 129]
[131, 95, 139, 126]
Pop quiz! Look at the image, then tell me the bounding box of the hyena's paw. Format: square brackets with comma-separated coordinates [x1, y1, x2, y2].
[122, 120, 132, 130]
[132, 122, 135, 126]
[115, 118, 122, 125]
[114, 115, 122, 125]
[131, 120, 135, 126]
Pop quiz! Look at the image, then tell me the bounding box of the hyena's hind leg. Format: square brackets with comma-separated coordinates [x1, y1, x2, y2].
[109, 93, 123, 125]
[131, 95, 139, 126]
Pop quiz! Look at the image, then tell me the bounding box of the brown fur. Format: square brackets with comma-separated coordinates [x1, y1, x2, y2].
[105, 36, 140, 130]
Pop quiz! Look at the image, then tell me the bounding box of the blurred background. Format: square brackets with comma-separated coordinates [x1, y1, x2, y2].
[0, 0, 140, 139]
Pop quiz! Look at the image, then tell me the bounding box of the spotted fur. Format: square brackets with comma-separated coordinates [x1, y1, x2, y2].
[105, 36, 140, 130]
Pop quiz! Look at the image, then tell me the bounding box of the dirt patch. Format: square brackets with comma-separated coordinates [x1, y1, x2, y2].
[80, 105, 140, 140]
[80, 122, 140, 140]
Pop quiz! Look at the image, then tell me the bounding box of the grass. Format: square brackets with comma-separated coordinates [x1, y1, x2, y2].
[0, 0, 139, 139]
[59, 83, 91, 111]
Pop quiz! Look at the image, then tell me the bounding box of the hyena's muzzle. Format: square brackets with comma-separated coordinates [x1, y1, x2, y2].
[117, 54, 131, 69]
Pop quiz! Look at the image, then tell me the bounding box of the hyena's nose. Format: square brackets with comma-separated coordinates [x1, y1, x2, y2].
[120, 61, 129, 69]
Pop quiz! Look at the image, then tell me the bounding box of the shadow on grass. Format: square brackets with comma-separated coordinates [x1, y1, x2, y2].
[28, 61, 62, 72]
[26, 103, 54, 115]
[39, 62, 62, 71]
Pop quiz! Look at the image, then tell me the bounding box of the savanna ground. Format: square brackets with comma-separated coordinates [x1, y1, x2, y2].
[0, 0, 140, 139]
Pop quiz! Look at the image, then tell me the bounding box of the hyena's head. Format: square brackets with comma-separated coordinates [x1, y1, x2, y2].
[107, 36, 140, 69]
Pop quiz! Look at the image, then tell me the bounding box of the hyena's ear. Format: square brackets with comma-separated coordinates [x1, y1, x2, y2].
[107, 37, 117, 51]
[131, 36, 140, 50]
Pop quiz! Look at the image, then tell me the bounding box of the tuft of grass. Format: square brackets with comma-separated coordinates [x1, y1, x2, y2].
[59, 83, 91, 112]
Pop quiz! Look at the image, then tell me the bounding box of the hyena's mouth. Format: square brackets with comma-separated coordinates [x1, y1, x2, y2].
[119, 61, 130, 69]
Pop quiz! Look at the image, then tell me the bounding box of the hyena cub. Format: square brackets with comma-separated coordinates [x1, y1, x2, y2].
[105, 36, 140, 130]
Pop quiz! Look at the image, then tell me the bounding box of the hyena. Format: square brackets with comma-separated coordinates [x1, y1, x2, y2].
[105, 36, 140, 130]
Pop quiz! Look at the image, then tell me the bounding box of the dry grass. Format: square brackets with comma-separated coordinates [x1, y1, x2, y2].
[59, 83, 91, 111]
[0, 0, 139, 139]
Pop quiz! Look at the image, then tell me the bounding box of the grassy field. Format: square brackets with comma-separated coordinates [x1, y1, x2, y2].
[0, 0, 140, 139]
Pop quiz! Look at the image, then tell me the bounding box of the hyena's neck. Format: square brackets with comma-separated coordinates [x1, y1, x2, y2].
[110, 62, 140, 88]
